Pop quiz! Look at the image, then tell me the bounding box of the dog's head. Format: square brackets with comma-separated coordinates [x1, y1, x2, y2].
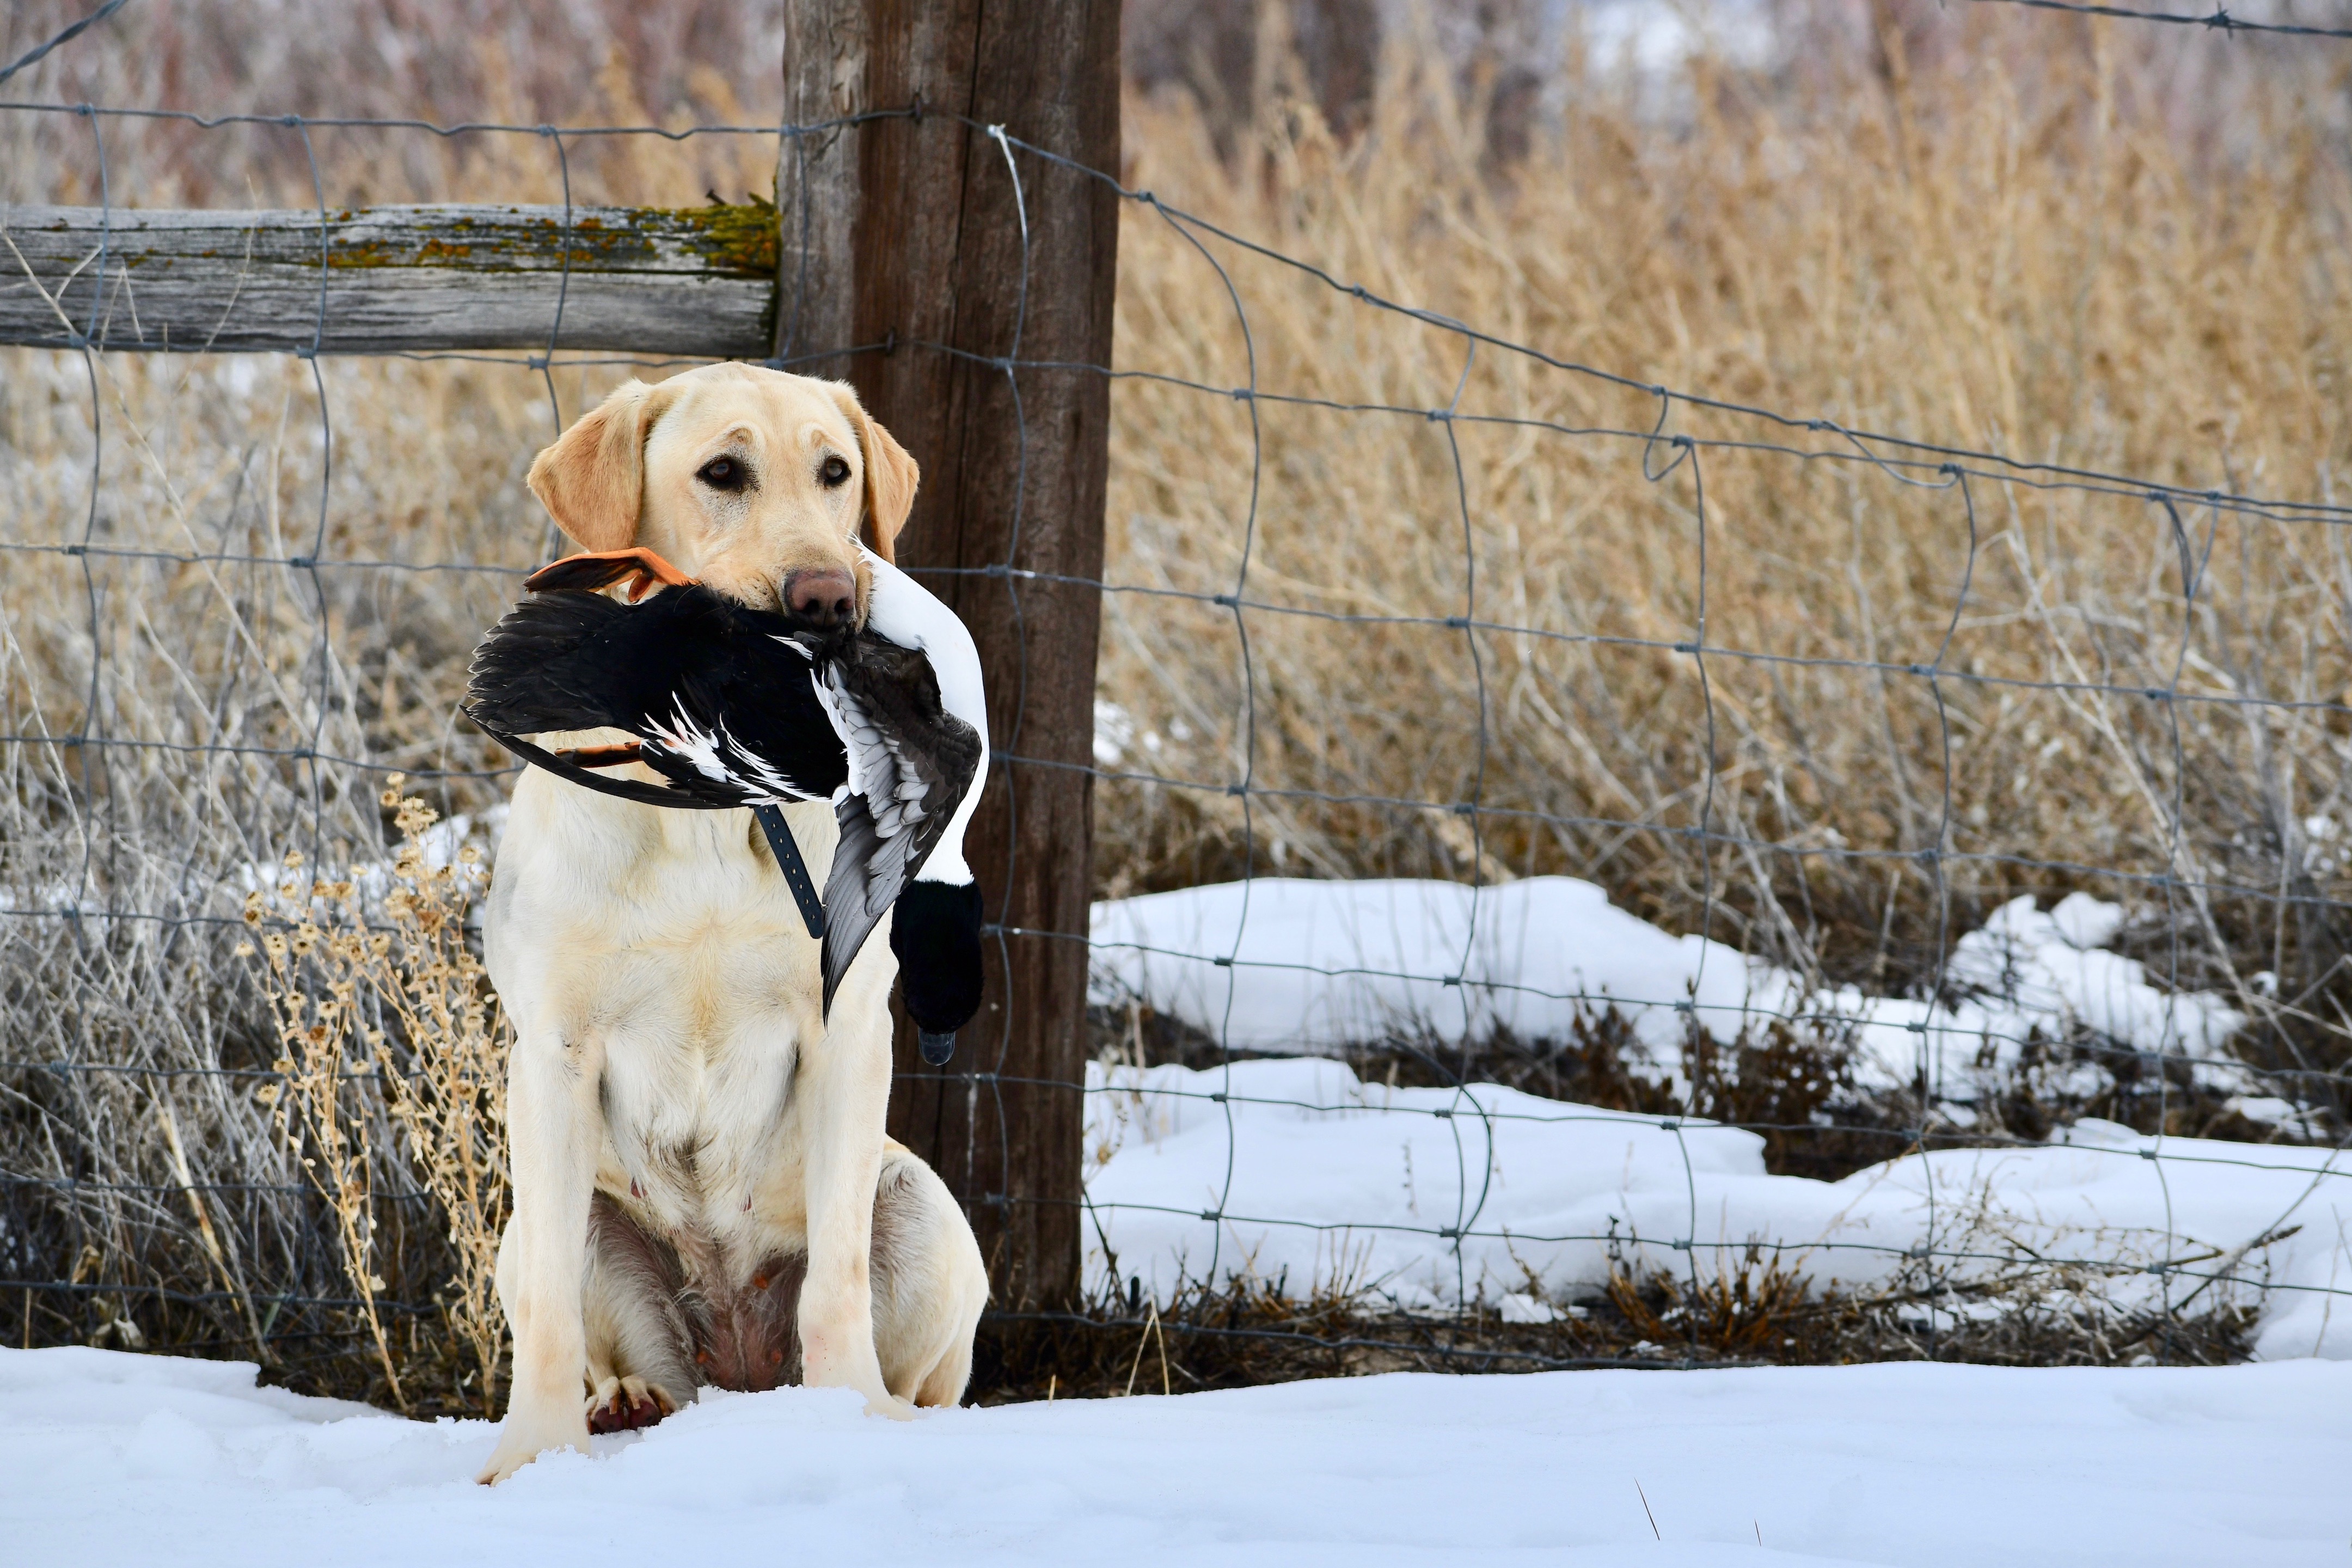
[525, 363, 918, 632]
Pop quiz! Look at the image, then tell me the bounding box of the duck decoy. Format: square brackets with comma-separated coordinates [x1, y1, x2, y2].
[464, 544, 988, 1065]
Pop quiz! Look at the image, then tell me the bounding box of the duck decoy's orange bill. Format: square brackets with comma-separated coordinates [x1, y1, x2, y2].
[526, 547, 699, 602]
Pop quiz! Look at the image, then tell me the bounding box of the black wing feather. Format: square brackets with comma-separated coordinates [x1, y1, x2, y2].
[465, 586, 848, 807]
[818, 638, 984, 1012]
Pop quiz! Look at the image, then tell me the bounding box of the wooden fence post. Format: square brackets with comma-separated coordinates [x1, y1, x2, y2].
[780, 2, 1119, 1310]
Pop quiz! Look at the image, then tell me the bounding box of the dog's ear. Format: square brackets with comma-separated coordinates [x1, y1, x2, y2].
[528, 379, 670, 553]
[829, 382, 920, 564]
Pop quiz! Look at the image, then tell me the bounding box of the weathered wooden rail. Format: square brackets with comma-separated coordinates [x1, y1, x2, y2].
[0, 201, 779, 356]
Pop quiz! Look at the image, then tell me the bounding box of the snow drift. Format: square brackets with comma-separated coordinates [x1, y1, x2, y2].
[1088, 875, 2246, 1096]
[1083, 877, 2343, 1356]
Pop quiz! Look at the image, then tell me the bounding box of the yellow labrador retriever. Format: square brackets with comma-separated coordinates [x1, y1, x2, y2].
[476, 363, 988, 1486]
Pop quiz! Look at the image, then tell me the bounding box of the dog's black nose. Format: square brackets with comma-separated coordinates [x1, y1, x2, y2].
[783, 567, 856, 629]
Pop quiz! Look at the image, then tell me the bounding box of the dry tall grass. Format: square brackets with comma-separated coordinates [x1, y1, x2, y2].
[1097, 10, 2352, 1088]
[3, 1, 2350, 1393]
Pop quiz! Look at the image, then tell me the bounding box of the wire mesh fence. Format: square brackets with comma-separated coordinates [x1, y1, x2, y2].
[8, 3, 2352, 1408]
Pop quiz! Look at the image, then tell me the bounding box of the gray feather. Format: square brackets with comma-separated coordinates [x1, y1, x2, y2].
[817, 635, 985, 1014]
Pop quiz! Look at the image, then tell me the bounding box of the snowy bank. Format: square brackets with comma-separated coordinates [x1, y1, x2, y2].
[1083, 878, 2334, 1342]
[1082, 1057, 2352, 1357]
[7, 1346, 2349, 1567]
[1089, 876, 2249, 1101]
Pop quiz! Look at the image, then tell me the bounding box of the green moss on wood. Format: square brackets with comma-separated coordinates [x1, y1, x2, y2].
[311, 201, 776, 276]
[657, 198, 780, 277]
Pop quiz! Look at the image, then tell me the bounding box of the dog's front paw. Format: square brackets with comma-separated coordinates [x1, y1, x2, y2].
[586, 1374, 677, 1435]
[864, 1392, 919, 1422]
[475, 1408, 591, 1485]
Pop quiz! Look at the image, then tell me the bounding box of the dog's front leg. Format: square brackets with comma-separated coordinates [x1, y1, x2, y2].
[477, 1027, 606, 1484]
[795, 1010, 914, 1419]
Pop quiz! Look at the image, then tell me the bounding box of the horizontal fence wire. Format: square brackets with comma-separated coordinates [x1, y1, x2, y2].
[4, 28, 2351, 1387]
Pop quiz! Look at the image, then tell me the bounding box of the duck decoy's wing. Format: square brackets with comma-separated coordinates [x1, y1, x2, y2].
[816, 635, 986, 1013]
[467, 586, 845, 809]
[631, 611, 847, 807]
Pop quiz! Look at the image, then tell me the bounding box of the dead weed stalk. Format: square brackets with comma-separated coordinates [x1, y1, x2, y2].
[241, 782, 513, 1414]
[370, 779, 512, 1416]
[244, 854, 409, 1413]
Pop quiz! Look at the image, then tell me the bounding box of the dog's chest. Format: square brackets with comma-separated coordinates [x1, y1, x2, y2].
[490, 790, 838, 1216]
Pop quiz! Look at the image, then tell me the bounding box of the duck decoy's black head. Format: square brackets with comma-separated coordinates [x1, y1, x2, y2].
[891, 880, 984, 1064]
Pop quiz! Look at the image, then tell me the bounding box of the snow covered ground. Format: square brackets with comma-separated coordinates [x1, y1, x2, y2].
[1084, 878, 2350, 1353]
[1089, 877, 2247, 1099]
[7, 1346, 2347, 1566]
[1083, 1056, 2352, 1357]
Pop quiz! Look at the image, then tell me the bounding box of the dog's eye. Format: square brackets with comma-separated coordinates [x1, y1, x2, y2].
[819, 455, 852, 489]
[697, 457, 747, 492]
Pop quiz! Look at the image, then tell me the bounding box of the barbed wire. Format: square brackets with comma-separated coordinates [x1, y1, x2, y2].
[3, 76, 2348, 1388]
[0, 0, 132, 90]
[1968, 0, 2352, 40]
